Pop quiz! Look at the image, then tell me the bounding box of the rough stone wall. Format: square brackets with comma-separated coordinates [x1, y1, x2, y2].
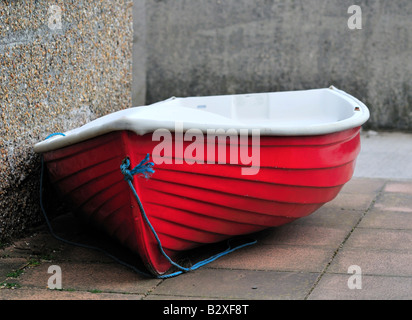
[0, 0, 134, 243]
[145, 0, 412, 131]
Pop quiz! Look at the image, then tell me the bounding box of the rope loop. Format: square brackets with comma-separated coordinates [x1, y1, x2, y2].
[120, 154, 155, 181]
[121, 154, 257, 279]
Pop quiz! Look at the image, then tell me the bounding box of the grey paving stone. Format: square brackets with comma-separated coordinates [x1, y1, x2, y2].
[294, 207, 364, 228]
[308, 274, 412, 300]
[323, 192, 377, 211]
[208, 244, 335, 273]
[0, 258, 28, 282]
[16, 261, 161, 294]
[373, 192, 412, 213]
[344, 228, 412, 251]
[340, 178, 386, 195]
[385, 182, 412, 196]
[358, 209, 412, 230]
[354, 133, 412, 180]
[0, 287, 144, 300]
[327, 248, 412, 277]
[153, 268, 319, 300]
[256, 224, 351, 248]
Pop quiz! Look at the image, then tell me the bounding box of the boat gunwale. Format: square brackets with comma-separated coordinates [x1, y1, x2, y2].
[33, 87, 370, 154]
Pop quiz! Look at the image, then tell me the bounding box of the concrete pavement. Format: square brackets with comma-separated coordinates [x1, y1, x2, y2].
[1, 130, 412, 300]
[354, 130, 412, 180]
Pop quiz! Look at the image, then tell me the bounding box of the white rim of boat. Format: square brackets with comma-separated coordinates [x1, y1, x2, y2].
[34, 86, 370, 154]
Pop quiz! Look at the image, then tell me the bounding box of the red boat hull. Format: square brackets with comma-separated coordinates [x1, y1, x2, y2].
[43, 127, 361, 275]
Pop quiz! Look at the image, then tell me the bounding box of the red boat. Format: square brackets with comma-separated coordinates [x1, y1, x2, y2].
[34, 86, 370, 277]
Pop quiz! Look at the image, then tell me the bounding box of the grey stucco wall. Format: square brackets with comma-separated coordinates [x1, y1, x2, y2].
[0, 0, 139, 243]
[145, 0, 412, 131]
[132, 0, 147, 107]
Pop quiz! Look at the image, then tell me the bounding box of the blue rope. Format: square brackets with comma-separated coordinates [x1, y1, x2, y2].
[39, 132, 257, 278]
[121, 154, 257, 279]
[44, 132, 66, 140]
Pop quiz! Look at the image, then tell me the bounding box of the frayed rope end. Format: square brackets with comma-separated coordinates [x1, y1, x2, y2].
[120, 154, 155, 181]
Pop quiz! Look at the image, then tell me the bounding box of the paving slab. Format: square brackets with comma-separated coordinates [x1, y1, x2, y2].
[373, 192, 412, 213]
[293, 207, 364, 228]
[354, 132, 412, 180]
[358, 209, 412, 230]
[207, 244, 335, 273]
[327, 248, 412, 277]
[308, 274, 412, 300]
[149, 268, 319, 300]
[0, 287, 144, 300]
[340, 177, 387, 195]
[256, 224, 351, 248]
[0, 258, 28, 282]
[343, 228, 412, 251]
[322, 192, 377, 211]
[15, 261, 161, 295]
[385, 182, 412, 196]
